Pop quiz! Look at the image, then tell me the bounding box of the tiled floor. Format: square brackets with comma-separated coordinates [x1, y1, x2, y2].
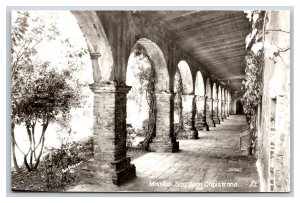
[68, 115, 260, 192]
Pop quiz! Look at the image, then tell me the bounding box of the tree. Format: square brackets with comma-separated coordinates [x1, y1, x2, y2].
[13, 68, 82, 171]
[11, 11, 87, 171]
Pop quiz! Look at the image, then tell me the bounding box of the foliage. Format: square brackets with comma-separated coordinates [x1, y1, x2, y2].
[11, 11, 88, 171]
[43, 137, 93, 190]
[174, 69, 183, 134]
[242, 52, 264, 115]
[242, 11, 266, 116]
[243, 11, 290, 117]
[126, 47, 157, 150]
[11, 137, 93, 191]
[126, 124, 136, 148]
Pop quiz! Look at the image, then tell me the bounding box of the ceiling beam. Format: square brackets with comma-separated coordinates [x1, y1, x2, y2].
[179, 31, 248, 47]
[163, 13, 246, 33]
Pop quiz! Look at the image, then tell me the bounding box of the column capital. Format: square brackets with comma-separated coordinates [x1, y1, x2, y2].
[196, 95, 206, 100]
[156, 91, 172, 96]
[89, 82, 131, 93]
[90, 52, 101, 60]
[181, 94, 195, 99]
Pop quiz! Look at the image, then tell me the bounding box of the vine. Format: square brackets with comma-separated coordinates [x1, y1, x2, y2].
[243, 10, 291, 120]
[242, 11, 266, 117]
[242, 11, 290, 155]
[174, 69, 183, 135]
[127, 46, 157, 150]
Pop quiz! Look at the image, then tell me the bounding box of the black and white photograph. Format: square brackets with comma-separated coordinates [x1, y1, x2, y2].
[9, 9, 291, 193]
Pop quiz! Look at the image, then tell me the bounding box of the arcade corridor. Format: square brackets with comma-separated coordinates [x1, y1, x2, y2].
[69, 115, 259, 192]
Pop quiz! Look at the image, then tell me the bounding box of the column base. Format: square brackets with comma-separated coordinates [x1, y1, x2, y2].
[213, 117, 220, 124]
[149, 137, 179, 152]
[177, 129, 198, 139]
[195, 119, 209, 131]
[206, 118, 216, 127]
[80, 157, 136, 186]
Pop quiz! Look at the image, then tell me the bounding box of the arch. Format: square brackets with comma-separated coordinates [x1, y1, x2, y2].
[223, 88, 227, 102]
[125, 51, 152, 130]
[71, 11, 114, 82]
[174, 69, 183, 94]
[206, 78, 212, 98]
[212, 83, 217, 100]
[178, 60, 193, 94]
[195, 71, 205, 96]
[218, 85, 222, 100]
[127, 38, 169, 92]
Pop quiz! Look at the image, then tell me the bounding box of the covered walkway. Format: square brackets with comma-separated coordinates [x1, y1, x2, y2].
[69, 115, 259, 192]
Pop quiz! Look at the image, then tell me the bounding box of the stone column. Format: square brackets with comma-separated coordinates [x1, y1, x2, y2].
[230, 101, 234, 114]
[222, 100, 227, 120]
[81, 82, 136, 186]
[149, 92, 179, 152]
[218, 98, 224, 122]
[90, 52, 102, 81]
[225, 100, 229, 117]
[227, 99, 230, 117]
[177, 95, 198, 139]
[206, 97, 215, 127]
[195, 95, 209, 131]
[212, 99, 220, 124]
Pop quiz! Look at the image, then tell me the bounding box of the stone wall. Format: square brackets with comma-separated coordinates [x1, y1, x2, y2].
[256, 11, 290, 192]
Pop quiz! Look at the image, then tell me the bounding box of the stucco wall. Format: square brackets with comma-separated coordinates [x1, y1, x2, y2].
[257, 11, 290, 192]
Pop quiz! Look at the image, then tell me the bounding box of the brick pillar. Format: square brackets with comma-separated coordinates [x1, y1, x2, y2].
[229, 101, 234, 114]
[81, 82, 136, 186]
[222, 100, 227, 120]
[195, 95, 209, 131]
[149, 92, 179, 152]
[206, 97, 216, 127]
[224, 101, 229, 118]
[227, 100, 230, 117]
[212, 99, 220, 124]
[177, 95, 198, 139]
[218, 98, 224, 122]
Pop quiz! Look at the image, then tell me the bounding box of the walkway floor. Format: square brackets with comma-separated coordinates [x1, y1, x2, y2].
[68, 115, 260, 192]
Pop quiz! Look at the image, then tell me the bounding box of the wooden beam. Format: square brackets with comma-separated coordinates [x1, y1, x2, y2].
[164, 12, 246, 33]
[191, 43, 245, 54]
[179, 31, 248, 47]
[190, 39, 245, 52]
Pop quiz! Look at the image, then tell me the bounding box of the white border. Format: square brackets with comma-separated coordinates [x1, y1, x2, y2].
[1, 0, 299, 202]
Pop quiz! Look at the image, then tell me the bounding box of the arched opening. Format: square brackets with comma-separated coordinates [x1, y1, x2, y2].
[236, 99, 244, 114]
[205, 78, 215, 127]
[176, 60, 197, 139]
[125, 48, 154, 149]
[206, 78, 212, 98]
[218, 86, 223, 122]
[194, 71, 208, 131]
[173, 69, 183, 135]
[129, 38, 169, 92]
[178, 60, 193, 95]
[212, 83, 220, 124]
[126, 38, 178, 152]
[212, 83, 217, 100]
[195, 71, 205, 96]
[71, 11, 114, 82]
